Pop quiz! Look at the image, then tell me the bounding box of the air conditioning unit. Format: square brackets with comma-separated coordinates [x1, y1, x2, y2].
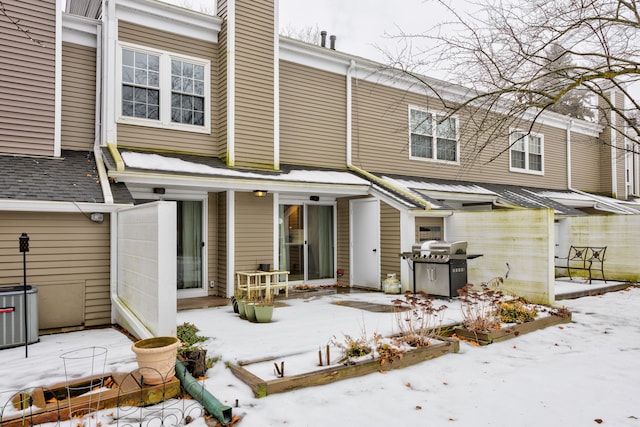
[0, 285, 39, 349]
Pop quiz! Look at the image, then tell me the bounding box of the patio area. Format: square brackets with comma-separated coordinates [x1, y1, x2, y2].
[1, 279, 638, 426]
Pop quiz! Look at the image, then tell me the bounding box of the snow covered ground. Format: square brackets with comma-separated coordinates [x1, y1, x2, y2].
[2, 283, 639, 426]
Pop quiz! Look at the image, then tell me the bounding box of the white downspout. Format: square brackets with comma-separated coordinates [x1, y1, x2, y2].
[273, 0, 280, 170]
[54, 0, 62, 157]
[93, 21, 114, 204]
[610, 90, 618, 197]
[346, 60, 355, 166]
[227, 0, 236, 167]
[227, 190, 236, 297]
[566, 119, 573, 190]
[103, 0, 117, 147]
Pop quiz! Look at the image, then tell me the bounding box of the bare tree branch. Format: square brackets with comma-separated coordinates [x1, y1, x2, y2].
[0, 0, 45, 47]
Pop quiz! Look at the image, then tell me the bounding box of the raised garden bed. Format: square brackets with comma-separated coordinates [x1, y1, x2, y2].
[229, 339, 459, 398]
[451, 313, 572, 346]
[1, 372, 181, 427]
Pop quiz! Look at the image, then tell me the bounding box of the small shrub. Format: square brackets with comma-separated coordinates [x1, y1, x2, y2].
[499, 300, 537, 323]
[177, 322, 208, 354]
[457, 283, 503, 332]
[392, 292, 447, 347]
[332, 328, 374, 363]
[373, 334, 406, 366]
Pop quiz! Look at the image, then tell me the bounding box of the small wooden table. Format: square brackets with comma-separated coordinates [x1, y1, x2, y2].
[236, 270, 289, 301]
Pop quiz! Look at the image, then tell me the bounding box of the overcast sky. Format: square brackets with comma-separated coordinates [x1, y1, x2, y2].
[278, 0, 452, 63]
[163, 0, 638, 102]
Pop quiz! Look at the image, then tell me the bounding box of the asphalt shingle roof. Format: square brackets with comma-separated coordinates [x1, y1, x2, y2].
[0, 150, 132, 204]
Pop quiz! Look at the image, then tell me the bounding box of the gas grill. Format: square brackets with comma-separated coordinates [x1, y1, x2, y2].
[401, 240, 474, 298]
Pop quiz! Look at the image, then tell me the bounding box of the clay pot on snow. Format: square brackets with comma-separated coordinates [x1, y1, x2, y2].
[131, 336, 180, 384]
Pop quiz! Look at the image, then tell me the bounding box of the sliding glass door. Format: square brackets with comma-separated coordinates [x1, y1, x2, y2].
[177, 200, 203, 292]
[279, 203, 334, 283]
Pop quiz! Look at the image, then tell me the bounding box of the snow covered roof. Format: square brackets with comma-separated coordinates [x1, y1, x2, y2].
[102, 149, 371, 197]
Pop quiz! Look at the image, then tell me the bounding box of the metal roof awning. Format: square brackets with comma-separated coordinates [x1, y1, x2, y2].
[102, 148, 371, 198]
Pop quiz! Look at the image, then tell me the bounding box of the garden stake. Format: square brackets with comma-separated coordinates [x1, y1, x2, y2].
[318, 348, 323, 366]
[326, 345, 330, 365]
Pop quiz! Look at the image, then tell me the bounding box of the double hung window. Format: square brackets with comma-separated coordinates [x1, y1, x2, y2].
[119, 43, 210, 133]
[509, 131, 543, 174]
[409, 108, 458, 163]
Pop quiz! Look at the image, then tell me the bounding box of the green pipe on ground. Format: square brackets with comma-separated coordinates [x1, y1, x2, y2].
[175, 360, 233, 426]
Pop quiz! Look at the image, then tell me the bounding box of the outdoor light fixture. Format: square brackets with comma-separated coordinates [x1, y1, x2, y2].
[153, 187, 166, 194]
[310, 195, 320, 201]
[90, 213, 104, 223]
[253, 190, 268, 197]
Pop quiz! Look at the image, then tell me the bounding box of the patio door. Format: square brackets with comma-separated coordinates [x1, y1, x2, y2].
[177, 200, 206, 297]
[279, 203, 335, 283]
[351, 198, 380, 289]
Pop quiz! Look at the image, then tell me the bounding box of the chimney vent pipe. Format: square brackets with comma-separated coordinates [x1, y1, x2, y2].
[320, 31, 327, 47]
[330, 35, 336, 50]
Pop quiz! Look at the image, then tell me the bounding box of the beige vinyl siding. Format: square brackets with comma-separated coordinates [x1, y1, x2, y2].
[336, 197, 351, 286]
[233, 0, 274, 169]
[61, 42, 96, 151]
[352, 79, 575, 189]
[216, 17, 228, 161]
[234, 192, 273, 273]
[570, 130, 606, 193]
[207, 193, 219, 296]
[380, 202, 401, 283]
[216, 192, 228, 296]
[280, 61, 347, 169]
[0, 211, 111, 329]
[0, 0, 56, 156]
[117, 22, 218, 156]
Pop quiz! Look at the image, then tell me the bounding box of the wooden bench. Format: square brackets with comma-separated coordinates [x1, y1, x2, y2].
[556, 246, 607, 284]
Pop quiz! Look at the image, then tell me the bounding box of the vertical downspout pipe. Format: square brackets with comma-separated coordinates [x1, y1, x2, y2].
[566, 119, 573, 190]
[346, 60, 355, 167]
[227, 0, 236, 166]
[610, 90, 618, 197]
[94, 19, 114, 204]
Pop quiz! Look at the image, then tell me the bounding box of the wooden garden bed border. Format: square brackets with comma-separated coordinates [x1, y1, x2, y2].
[228, 339, 459, 398]
[451, 313, 572, 346]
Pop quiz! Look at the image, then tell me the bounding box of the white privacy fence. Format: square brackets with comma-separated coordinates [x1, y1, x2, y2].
[113, 201, 177, 338]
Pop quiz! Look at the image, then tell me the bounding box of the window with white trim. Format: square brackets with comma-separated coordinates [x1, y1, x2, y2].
[118, 43, 210, 133]
[409, 108, 458, 162]
[509, 131, 543, 174]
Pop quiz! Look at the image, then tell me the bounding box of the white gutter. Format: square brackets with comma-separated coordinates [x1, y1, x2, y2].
[0, 199, 128, 212]
[227, 0, 236, 166]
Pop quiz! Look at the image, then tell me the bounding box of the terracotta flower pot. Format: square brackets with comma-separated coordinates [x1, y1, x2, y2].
[132, 336, 180, 384]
